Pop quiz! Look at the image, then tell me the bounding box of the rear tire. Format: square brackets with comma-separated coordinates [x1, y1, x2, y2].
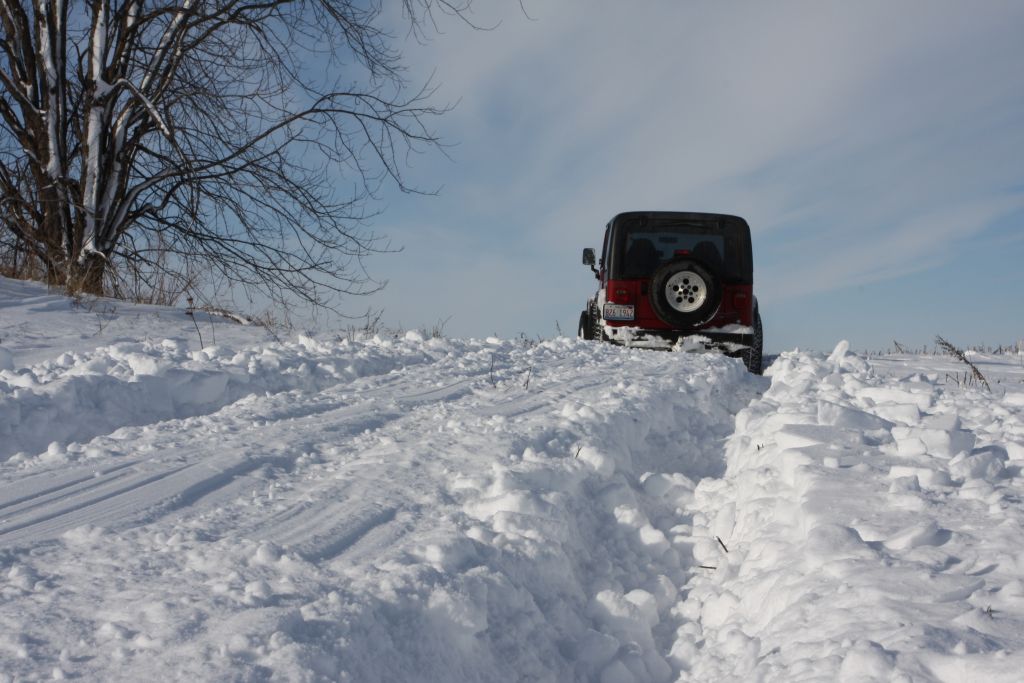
[590, 302, 605, 342]
[742, 306, 763, 374]
[578, 309, 593, 340]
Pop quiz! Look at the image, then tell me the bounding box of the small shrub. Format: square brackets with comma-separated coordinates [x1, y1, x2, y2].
[935, 335, 991, 392]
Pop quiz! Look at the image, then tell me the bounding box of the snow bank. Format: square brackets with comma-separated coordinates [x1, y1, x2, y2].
[0, 335, 440, 462]
[675, 343, 1024, 680]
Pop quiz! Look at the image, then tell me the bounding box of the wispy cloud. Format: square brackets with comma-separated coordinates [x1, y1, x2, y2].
[766, 193, 1024, 299]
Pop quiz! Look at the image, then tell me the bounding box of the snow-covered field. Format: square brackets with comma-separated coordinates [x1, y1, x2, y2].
[1, 277, 1023, 682]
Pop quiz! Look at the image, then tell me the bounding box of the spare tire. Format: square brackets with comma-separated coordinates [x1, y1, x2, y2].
[648, 258, 721, 328]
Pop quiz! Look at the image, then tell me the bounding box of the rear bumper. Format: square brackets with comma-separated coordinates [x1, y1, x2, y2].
[601, 325, 753, 353]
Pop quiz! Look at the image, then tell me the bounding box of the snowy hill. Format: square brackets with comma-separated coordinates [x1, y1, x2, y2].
[1, 278, 1023, 681]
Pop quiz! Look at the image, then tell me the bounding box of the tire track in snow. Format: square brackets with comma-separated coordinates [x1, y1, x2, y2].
[0, 463, 193, 544]
[299, 505, 401, 563]
[0, 459, 140, 514]
[0, 344, 511, 549]
[229, 370, 625, 565]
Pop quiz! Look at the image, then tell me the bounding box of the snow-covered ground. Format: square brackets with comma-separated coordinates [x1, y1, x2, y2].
[1, 277, 1023, 681]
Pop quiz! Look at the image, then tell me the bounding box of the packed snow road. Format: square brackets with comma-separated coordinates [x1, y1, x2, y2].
[2, 280, 1024, 681]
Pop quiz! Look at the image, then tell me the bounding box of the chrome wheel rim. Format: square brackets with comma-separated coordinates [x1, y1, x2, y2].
[664, 270, 707, 313]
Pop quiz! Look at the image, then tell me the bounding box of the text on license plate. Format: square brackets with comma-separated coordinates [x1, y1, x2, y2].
[603, 303, 635, 321]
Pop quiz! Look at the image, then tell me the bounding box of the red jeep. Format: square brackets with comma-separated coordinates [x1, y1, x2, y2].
[579, 211, 763, 374]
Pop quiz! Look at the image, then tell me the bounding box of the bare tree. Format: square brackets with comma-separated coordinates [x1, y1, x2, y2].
[0, 0, 466, 304]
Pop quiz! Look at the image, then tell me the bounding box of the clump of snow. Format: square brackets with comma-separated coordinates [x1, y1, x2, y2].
[0, 346, 13, 371]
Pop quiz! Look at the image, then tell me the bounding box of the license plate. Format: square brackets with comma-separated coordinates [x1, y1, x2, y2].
[603, 303, 635, 321]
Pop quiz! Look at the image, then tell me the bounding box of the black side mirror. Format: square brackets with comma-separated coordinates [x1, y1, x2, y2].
[582, 248, 599, 277]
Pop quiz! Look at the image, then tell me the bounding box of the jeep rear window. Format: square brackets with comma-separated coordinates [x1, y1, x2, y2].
[610, 218, 750, 282]
[623, 232, 726, 278]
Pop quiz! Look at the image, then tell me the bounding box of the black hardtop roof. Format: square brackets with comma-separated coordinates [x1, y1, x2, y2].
[609, 211, 750, 230]
[605, 211, 753, 283]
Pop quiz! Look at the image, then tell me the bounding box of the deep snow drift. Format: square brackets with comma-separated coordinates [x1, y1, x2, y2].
[675, 345, 1024, 681]
[1, 277, 1023, 681]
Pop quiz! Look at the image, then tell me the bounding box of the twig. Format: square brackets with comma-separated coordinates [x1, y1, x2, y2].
[716, 536, 729, 553]
[523, 365, 533, 390]
[186, 295, 204, 349]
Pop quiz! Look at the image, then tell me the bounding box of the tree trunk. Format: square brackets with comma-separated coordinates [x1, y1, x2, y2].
[69, 252, 106, 296]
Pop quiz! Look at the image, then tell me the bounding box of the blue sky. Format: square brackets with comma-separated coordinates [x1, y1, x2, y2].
[359, 1, 1024, 353]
